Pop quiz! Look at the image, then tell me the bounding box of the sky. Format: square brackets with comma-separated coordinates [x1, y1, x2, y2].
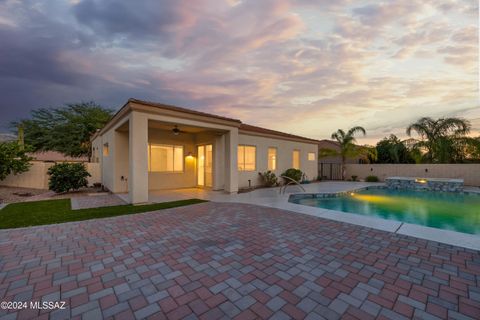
[0, 0, 478, 144]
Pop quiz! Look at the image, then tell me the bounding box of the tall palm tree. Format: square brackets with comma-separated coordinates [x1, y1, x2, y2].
[319, 126, 367, 180]
[406, 117, 472, 163]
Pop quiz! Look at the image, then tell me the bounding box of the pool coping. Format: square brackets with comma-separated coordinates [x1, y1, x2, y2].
[283, 186, 480, 251]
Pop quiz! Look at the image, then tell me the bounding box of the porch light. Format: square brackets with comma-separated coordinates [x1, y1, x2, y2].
[186, 152, 194, 159]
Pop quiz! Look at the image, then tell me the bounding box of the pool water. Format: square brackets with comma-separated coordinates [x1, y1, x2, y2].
[290, 188, 480, 234]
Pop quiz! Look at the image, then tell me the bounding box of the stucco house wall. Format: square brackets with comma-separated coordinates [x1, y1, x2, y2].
[90, 99, 319, 203]
[238, 133, 318, 188]
[148, 128, 197, 190]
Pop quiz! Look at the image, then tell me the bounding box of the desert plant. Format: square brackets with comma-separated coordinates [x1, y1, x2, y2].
[351, 175, 358, 181]
[258, 171, 279, 187]
[12, 102, 113, 160]
[48, 163, 91, 193]
[282, 168, 303, 182]
[365, 175, 379, 182]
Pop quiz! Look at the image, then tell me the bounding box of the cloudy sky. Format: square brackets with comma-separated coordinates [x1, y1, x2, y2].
[0, 0, 478, 144]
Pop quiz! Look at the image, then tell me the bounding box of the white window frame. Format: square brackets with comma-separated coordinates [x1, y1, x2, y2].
[238, 145, 256, 171]
[148, 143, 184, 173]
[268, 147, 277, 171]
[292, 149, 300, 169]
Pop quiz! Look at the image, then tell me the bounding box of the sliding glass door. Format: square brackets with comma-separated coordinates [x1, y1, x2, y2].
[197, 145, 212, 187]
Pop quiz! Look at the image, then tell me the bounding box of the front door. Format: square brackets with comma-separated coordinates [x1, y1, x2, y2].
[197, 145, 213, 187]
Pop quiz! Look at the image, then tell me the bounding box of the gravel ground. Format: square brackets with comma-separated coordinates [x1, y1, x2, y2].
[0, 186, 104, 204]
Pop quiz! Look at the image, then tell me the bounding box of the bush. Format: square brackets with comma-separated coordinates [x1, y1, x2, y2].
[365, 175, 379, 182]
[0, 142, 32, 181]
[48, 163, 91, 193]
[351, 175, 358, 181]
[282, 168, 303, 182]
[258, 171, 279, 187]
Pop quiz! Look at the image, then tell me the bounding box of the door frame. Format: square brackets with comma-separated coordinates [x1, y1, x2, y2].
[196, 144, 213, 188]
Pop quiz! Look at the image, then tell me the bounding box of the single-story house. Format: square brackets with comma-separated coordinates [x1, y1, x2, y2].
[91, 99, 319, 203]
[29, 151, 89, 163]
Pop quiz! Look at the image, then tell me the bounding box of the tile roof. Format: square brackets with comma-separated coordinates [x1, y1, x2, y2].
[29, 151, 88, 162]
[129, 98, 242, 124]
[240, 123, 319, 143]
[96, 98, 320, 144]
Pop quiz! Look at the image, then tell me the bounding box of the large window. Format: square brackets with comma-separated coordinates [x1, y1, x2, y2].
[268, 147, 277, 171]
[238, 145, 256, 171]
[292, 150, 300, 169]
[148, 144, 184, 172]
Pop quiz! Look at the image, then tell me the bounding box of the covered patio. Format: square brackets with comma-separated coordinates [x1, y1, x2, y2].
[93, 99, 242, 204]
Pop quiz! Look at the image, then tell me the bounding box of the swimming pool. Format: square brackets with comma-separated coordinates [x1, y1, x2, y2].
[289, 187, 480, 235]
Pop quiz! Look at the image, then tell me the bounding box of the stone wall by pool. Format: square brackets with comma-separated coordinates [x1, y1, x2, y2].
[385, 177, 463, 192]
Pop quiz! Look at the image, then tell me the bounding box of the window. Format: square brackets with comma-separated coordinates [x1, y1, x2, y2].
[238, 145, 256, 171]
[308, 152, 316, 161]
[148, 144, 184, 172]
[268, 147, 277, 171]
[292, 150, 300, 169]
[103, 143, 109, 157]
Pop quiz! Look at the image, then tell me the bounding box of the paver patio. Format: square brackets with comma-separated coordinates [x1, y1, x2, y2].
[0, 202, 479, 320]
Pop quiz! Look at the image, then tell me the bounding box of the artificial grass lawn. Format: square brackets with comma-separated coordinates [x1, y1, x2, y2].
[0, 198, 207, 229]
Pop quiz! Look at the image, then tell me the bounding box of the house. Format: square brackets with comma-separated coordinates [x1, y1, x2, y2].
[91, 99, 319, 203]
[28, 151, 89, 163]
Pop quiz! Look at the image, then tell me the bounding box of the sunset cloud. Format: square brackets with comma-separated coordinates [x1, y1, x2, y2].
[0, 0, 477, 144]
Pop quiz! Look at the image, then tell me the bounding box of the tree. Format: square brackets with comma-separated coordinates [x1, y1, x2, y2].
[319, 126, 367, 180]
[13, 102, 113, 160]
[375, 134, 414, 163]
[0, 142, 33, 181]
[406, 117, 477, 163]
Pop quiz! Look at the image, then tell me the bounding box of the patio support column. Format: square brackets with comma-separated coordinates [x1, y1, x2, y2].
[128, 111, 149, 204]
[225, 128, 238, 193]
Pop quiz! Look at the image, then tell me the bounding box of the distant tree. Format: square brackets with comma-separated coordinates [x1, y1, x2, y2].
[12, 102, 113, 160]
[406, 117, 478, 163]
[375, 134, 414, 163]
[319, 126, 368, 180]
[0, 142, 32, 181]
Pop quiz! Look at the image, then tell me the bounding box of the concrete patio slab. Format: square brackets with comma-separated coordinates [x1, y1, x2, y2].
[0, 202, 478, 320]
[70, 194, 127, 210]
[124, 181, 480, 250]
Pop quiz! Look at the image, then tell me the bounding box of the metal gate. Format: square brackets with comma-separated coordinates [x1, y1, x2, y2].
[319, 163, 343, 180]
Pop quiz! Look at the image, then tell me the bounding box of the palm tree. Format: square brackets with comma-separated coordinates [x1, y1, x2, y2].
[406, 117, 472, 163]
[319, 126, 367, 180]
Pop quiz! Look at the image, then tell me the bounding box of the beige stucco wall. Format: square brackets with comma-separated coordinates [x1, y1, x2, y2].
[0, 162, 101, 190]
[238, 133, 318, 188]
[345, 164, 480, 186]
[148, 128, 197, 190]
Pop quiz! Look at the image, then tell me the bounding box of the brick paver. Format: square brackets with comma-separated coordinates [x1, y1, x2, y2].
[0, 202, 479, 319]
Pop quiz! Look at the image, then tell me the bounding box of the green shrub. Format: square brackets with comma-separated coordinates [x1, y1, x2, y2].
[282, 168, 303, 182]
[48, 163, 91, 193]
[365, 175, 379, 182]
[258, 171, 279, 187]
[351, 175, 358, 181]
[0, 142, 32, 181]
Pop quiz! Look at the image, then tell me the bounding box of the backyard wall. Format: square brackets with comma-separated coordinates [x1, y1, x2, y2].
[0, 162, 101, 190]
[345, 164, 480, 186]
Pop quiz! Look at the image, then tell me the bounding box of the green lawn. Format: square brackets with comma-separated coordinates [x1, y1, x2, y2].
[0, 198, 207, 229]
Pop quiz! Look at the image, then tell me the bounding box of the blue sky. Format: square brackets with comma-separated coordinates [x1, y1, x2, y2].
[0, 0, 478, 143]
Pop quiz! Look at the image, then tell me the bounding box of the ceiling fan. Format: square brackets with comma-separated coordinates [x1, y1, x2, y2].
[172, 125, 187, 136]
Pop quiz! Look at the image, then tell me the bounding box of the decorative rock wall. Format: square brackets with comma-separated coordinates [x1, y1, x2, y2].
[385, 177, 463, 192]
